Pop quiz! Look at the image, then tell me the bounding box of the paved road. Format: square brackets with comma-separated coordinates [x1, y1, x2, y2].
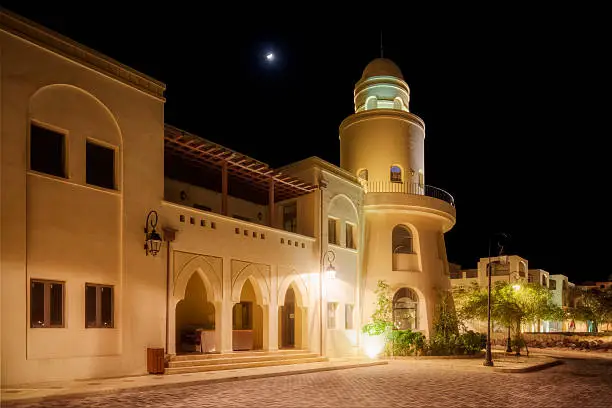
[4, 357, 612, 407]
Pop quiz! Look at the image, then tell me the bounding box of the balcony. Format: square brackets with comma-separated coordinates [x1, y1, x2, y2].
[363, 181, 455, 207]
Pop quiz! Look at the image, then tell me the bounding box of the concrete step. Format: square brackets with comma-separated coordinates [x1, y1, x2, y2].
[170, 349, 308, 362]
[164, 356, 328, 375]
[168, 352, 320, 368]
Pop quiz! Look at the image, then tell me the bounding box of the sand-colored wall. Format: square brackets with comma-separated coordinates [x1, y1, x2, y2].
[1, 22, 165, 385]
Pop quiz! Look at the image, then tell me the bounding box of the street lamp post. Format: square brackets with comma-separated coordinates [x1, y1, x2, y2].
[506, 270, 513, 353]
[484, 232, 510, 367]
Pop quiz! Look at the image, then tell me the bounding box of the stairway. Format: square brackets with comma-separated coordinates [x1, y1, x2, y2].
[165, 349, 327, 375]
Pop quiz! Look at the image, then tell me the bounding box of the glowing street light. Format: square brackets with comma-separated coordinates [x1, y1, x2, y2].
[265, 52, 274, 62]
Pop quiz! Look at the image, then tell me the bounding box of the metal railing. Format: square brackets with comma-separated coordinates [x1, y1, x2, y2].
[364, 181, 455, 207]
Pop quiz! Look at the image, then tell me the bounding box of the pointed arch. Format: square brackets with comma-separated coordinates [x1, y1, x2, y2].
[278, 272, 309, 307]
[174, 255, 222, 303]
[231, 263, 270, 305]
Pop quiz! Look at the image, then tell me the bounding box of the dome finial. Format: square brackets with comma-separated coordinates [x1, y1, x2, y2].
[380, 30, 384, 58]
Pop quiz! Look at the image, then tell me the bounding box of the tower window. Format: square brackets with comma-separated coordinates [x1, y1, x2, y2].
[393, 98, 404, 110]
[392, 225, 413, 254]
[390, 166, 402, 183]
[393, 288, 418, 330]
[365, 96, 377, 110]
[30, 123, 66, 178]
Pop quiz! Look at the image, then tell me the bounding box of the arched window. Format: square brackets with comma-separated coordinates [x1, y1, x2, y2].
[390, 165, 402, 183]
[393, 288, 418, 330]
[392, 225, 413, 254]
[365, 96, 377, 110]
[357, 169, 368, 181]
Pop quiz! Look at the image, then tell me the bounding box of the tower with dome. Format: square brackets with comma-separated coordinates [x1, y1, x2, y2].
[340, 58, 457, 338]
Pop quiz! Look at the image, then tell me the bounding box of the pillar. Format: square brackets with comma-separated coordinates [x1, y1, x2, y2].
[268, 179, 275, 227]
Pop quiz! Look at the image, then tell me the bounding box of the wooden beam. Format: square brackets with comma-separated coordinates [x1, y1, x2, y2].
[222, 161, 228, 216]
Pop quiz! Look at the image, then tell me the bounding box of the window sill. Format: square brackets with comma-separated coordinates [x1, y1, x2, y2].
[85, 182, 121, 195]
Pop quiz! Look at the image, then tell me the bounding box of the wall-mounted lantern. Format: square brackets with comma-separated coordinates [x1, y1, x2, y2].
[324, 249, 336, 280]
[144, 210, 162, 256]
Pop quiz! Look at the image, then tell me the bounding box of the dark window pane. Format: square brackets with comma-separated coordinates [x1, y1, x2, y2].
[86, 142, 115, 189]
[283, 203, 297, 233]
[31, 281, 45, 327]
[392, 225, 413, 254]
[49, 283, 63, 326]
[30, 124, 65, 178]
[85, 285, 97, 328]
[346, 224, 355, 249]
[101, 286, 113, 328]
[328, 219, 337, 244]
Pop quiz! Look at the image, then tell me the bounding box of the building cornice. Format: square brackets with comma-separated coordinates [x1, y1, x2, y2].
[339, 109, 425, 134]
[278, 156, 363, 188]
[0, 9, 166, 101]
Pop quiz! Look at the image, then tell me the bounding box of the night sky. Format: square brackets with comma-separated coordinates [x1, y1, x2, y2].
[4, 4, 609, 283]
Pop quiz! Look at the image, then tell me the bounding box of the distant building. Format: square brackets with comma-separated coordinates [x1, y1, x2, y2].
[449, 255, 529, 289]
[449, 257, 582, 333]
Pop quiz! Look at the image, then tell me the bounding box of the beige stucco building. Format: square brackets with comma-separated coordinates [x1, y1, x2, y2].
[0, 11, 456, 385]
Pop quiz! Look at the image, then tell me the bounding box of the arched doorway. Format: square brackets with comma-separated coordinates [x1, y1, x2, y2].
[232, 279, 264, 350]
[281, 287, 296, 348]
[393, 288, 418, 330]
[175, 274, 215, 354]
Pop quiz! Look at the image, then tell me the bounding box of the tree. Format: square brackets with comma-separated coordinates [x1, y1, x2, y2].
[429, 289, 461, 355]
[455, 281, 564, 354]
[362, 280, 393, 336]
[362, 280, 425, 356]
[572, 288, 612, 332]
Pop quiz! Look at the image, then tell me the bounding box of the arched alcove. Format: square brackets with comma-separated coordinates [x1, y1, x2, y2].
[233, 279, 264, 350]
[175, 273, 215, 353]
[393, 288, 419, 330]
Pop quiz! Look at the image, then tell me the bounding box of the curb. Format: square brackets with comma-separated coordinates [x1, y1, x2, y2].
[493, 359, 563, 373]
[1, 360, 387, 406]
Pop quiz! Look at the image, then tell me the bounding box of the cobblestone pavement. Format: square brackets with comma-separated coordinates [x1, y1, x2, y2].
[4, 357, 612, 408]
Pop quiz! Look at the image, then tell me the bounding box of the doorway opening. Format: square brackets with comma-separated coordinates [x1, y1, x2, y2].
[281, 287, 296, 348]
[175, 273, 215, 354]
[232, 279, 263, 351]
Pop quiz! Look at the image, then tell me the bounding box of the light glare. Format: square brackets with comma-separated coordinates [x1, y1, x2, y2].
[266, 52, 274, 61]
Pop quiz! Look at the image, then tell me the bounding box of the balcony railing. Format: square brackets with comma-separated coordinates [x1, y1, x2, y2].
[364, 181, 455, 207]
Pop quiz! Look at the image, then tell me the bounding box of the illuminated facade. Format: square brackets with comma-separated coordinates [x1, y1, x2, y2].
[0, 11, 456, 385]
[340, 58, 456, 347]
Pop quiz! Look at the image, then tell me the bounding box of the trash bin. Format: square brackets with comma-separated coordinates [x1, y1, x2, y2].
[147, 347, 165, 374]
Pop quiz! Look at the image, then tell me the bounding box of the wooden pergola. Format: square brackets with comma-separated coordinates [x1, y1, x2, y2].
[164, 125, 317, 226]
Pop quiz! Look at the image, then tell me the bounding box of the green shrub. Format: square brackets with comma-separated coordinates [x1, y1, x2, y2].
[386, 330, 426, 356]
[362, 321, 393, 336]
[456, 331, 486, 355]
